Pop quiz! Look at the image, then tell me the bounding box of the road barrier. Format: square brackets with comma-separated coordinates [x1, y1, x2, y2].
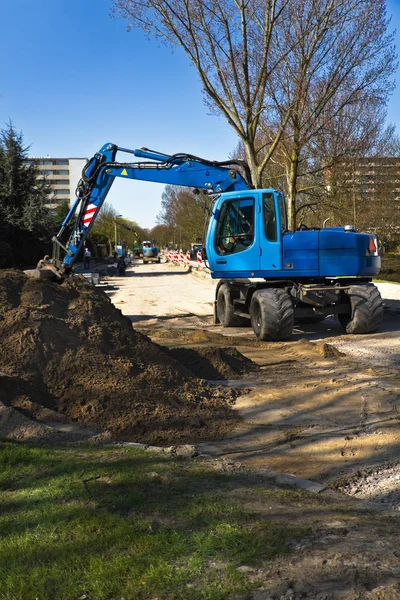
[164, 249, 204, 269]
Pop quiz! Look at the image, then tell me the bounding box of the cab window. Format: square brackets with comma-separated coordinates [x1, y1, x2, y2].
[263, 192, 277, 242]
[215, 197, 254, 255]
[278, 192, 287, 233]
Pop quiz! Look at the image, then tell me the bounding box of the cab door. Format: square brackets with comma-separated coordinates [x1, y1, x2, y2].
[206, 192, 261, 277]
[258, 191, 283, 272]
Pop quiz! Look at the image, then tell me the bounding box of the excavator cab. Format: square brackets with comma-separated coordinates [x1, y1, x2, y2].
[206, 189, 285, 277]
[206, 188, 380, 280]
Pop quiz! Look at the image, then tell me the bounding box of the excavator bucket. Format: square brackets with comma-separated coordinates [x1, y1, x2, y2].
[24, 266, 59, 280]
[24, 257, 64, 281]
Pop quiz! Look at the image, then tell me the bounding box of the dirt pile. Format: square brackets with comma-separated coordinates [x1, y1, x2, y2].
[316, 342, 346, 359]
[0, 270, 241, 444]
[165, 346, 259, 380]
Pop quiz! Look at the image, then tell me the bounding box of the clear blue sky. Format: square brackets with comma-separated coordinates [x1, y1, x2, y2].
[1, 0, 399, 228]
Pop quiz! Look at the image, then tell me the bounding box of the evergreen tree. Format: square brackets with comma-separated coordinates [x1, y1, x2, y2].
[0, 123, 54, 267]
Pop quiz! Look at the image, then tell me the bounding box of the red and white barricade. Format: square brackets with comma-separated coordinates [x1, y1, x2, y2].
[173, 250, 179, 263]
[179, 250, 185, 263]
[197, 250, 204, 268]
[186, 250, 191, 265]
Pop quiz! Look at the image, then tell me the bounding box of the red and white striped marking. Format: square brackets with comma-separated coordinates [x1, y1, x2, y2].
[82, 203, 97, 226]
[197, 250, 204, 267]
[186, 250, 191, 265]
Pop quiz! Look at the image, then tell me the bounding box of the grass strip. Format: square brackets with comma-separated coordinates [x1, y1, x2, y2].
[0, 442, 309, 600]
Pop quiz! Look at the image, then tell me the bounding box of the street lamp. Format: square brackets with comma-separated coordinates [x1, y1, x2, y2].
[173, 225, 182, 250]
[115, 215, 123, 254]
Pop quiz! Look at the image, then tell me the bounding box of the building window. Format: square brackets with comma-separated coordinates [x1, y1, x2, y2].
[55, 160, 69, 166]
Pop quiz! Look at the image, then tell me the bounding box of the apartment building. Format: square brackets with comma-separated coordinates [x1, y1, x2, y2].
[329, 156, 400, 201]
[26, 156, 88, 207]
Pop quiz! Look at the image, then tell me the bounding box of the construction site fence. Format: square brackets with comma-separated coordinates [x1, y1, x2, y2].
[160, 249, 205, 267]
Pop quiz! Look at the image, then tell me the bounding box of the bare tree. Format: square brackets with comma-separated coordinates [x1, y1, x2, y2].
[290, 99, 395, 226]
[157, 184, 209, 247]
[112, 0, 295, 187]
[90, 202, 147, 253]
[112, 0, 396, 231]
[316, 147, 400, 245]
[263, 0, 397, 229]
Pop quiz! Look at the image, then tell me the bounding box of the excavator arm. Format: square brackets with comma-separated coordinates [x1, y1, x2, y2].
[115, 220, 141, 244]
[32, 143, 250, 279]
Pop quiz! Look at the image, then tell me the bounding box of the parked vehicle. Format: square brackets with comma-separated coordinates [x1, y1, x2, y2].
[190, 244, 203, 260]
[142, 241, 160, 264]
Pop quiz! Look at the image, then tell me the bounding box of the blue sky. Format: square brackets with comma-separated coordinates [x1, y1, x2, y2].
[1, 0, 399, 228]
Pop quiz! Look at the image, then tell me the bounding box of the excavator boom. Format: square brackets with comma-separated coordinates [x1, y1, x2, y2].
[29, 142, 250, 279]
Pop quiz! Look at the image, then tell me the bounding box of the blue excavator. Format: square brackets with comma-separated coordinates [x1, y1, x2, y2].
[114, 219, 143, 258]
[29, 142, 383, 340]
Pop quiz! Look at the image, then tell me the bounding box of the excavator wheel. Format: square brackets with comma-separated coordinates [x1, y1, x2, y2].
[250, 288, 294, 341]
[338, 284, 383, 334]
[216, 283, 248, 327]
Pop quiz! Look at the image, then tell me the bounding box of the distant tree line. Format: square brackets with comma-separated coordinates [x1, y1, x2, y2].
[89, 202, 151, 256]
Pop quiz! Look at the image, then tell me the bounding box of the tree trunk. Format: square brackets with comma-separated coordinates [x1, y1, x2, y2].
[286, 147, 299, 231]
[243, 143, 262, 188]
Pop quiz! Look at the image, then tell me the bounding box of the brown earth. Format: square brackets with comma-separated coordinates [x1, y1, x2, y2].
[164, 345, 259, 380]
[0, 270, 252, 444]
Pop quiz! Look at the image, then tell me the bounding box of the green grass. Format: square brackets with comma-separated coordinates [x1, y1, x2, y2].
[0, 443, 309, 600]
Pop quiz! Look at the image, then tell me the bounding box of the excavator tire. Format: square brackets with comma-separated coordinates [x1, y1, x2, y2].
[250, 288, 294, 341]
[216, 283, 248, 327]
[338, 284, 383, 334]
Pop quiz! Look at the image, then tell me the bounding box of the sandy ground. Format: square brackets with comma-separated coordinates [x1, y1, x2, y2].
[105, 261, 400, 491]
[105, 261, 217, 329]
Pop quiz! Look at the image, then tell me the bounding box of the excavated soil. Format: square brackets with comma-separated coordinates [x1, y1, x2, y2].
[0, 270, 246, 445]
[164, 346, 259, 380]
